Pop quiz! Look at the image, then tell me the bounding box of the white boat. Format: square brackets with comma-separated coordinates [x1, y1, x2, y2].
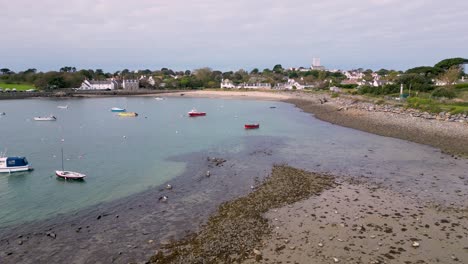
[111, 107, 126, 112]
[57, 105, 68, 109]
[154, 97, 165, 101]
[34, 115, 57, 121]
[55, 148, 85, 180]
[55, 170, 86, 180]
[0, 151, 32, 173]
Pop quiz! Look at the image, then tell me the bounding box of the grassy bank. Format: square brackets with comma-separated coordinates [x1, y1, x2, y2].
[0, 82, 36, 91]
[150, 165, 335, 263]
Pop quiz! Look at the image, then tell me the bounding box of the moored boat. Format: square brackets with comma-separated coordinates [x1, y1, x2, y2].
[34, 115, 56, 121]
[118, 112, 138, 117]
[154, 97, 165, 101]
[55, 170, 86, 180]
[55, 148, 86, 180]
[111, 107, 126, 112]
[188, 109, 206, 117]
[0, 156, 33, 173]
[57, 105, 68, 109]
[244, 123, 260, 129]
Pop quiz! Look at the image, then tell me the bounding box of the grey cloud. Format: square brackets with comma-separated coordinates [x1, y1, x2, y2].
[1, 0, 467, 71]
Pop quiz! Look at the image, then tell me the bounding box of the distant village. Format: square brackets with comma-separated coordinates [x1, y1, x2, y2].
[77, 58, 467, 92]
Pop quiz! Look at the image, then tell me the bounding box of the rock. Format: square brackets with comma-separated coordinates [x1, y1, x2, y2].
[412, 241, 420, 247]
[97, 215, 102, 220]
[165, 184, 173, 190]
[46, 232, 56, 239]
[275, 245, 286, 251]
[253, 249, 262, 256]
[318, 242, 324, 247]
[17, 240, 23, 245]
[206, 171, 211, 177]
[333, 257, 340, 263]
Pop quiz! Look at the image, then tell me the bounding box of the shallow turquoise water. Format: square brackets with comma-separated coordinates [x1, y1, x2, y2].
[0, 97, 308, 226]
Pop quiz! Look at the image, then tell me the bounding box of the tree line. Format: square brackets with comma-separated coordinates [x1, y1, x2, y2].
[0, 58, 466, 91]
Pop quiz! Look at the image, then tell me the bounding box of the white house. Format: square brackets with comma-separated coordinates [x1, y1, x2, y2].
[221, 79, 271, 89]
[123, 79, 139, 90]
[79, 79, 120, 90]
[276, 78, 315, 90]
[221, 79, 236, 89]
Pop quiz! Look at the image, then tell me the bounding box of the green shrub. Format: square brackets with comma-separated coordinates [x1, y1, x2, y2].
[454, 83, 468, 89]
[407, 97, 442, 113]
[331, 92, 339, 98]
[431, 87, 456, 99]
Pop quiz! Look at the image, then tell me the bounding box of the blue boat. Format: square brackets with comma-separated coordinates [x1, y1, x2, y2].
[0, 156, 32, 173]
[111, 107, 126, 112]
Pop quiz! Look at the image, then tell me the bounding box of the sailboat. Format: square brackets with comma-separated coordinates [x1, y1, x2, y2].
[55, 148, 86, 180]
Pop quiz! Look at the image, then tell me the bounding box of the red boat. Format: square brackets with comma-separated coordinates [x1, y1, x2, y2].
[244, 123, 260, 129]
[188, 109, 206, 117]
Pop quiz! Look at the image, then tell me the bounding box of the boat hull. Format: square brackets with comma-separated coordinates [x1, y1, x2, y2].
[0, 165, 33, 173]
[244, 124, 260, 129]
[34, 117, 56, 121]
[111, 108, 126, 112]
[55, 170, 86, 180]
[118, 112, 138, 117]
[188, 112, 206, 117]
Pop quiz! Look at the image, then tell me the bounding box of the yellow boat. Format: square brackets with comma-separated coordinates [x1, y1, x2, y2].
[118, 112, 138, 117]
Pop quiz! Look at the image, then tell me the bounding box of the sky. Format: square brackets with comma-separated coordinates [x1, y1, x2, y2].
[1, 0, 467, 72]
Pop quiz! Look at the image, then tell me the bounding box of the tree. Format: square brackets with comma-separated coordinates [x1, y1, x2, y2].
[0, 68, 12, 74]
[406, 66, 441, 77]
[24, 68, 37, 74]
[434, 57, 468, 71]
[273, 64, 283, 74]
[376, 69, 389, 76]
[193, 67, 213, 87]
[438, 66, 461, 87]
[250, 68, 259, 75]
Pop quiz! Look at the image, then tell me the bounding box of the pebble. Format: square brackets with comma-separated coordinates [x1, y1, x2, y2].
[333, 257, 340, 263]
[412, 241, 420, 247]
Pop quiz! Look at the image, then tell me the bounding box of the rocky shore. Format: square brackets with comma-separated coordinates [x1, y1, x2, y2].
[286, 96, 468, 156]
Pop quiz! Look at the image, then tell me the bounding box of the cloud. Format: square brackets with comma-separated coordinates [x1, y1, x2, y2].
[0, 0, 467, 71]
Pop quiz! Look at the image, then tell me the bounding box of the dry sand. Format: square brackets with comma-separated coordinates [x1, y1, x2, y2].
[243, 182, 468, 264]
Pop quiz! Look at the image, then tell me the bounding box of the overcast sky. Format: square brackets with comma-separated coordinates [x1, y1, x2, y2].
[1, 0, 467, 72]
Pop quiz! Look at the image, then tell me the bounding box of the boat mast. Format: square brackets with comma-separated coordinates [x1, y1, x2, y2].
[61, 147, 64, 171]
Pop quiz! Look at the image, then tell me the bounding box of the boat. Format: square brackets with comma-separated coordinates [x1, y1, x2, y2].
[154, 97, 165, 101]
[57, 105, 68, 109]
[34, 115, 56, 121]
[0, 151, 32, 173]
[118, 112, 138, 117]
[244, 123, 260, 129]
[188, 109, 206, 117]
[111, 107, 126, 112]
[55, 148, 86, 180]
[0, 112, 5, 116]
